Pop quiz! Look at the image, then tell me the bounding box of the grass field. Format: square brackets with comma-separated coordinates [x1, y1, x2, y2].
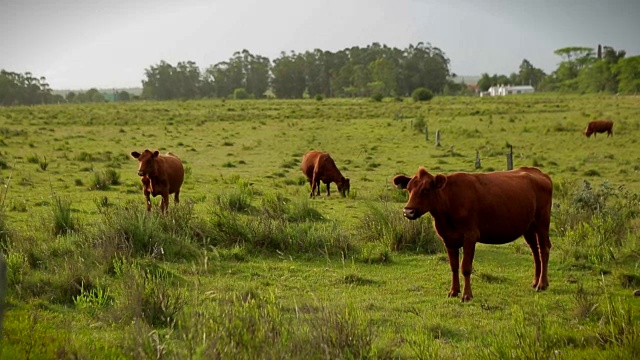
[0, 94, 639, 358]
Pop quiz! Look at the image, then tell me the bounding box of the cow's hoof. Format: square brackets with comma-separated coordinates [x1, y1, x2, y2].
[535, 284, 548, 292]
[461, 294, 473, 302]
[531, 281, 539, 288]
[447, 290, 459, 298]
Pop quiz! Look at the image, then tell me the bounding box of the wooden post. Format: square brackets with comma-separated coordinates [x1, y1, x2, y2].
[435, 129, 441, 147]
[425, 124, 429, 141]
[410, 119, 413, 130]
[0, 253, 6, 341]
[475, 150, 481, 169]
[506, 145, 513, 170]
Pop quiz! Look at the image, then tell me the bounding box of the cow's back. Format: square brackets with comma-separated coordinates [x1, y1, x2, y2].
[439, 168, 552, 244]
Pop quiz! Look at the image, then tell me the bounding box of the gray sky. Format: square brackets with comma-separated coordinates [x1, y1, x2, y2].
[1, 0, 639, 90]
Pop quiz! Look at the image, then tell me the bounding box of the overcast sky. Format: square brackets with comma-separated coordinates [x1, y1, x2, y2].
[1, 0, 639, 90]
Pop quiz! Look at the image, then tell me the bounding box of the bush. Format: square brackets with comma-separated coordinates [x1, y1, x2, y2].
[412, 87, 434, 102]
[233, 88, 250, 100]
[370, 93, 383, 102]
[314, 94, 323, 101]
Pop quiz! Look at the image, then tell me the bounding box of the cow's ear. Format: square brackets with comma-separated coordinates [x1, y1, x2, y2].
[393, 175, 411, 190]
[433, 174, 447, 190]
[152, 151, 159, 158]
[131, 151, 141, 159]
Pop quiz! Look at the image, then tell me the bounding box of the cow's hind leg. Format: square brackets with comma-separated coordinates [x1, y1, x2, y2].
[536, 222, 552, 291]
[523, 227, 541, 289]
[326, 182, 331, 196]
[310, 175, 318, 198]
[174, 190, 180, 205]
[160, 193, 169, 213]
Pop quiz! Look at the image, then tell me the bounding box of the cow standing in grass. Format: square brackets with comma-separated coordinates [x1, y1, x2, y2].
[131, 150, 184, 212]
[301, 151, 350, 198]
[584, 119, 614, 137]
[393, 166, 553, 302]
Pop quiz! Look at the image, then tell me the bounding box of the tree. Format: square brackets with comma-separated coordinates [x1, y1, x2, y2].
[116, 91, 130, 102]
[518, 59, 546, 88]
[368, 57, 397, 96]
[614, 56, 640, 94]
[271, 51, 306, 98]
[477, 73, 492, 91]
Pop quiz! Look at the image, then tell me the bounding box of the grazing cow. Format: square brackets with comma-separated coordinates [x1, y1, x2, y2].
[301, 151, 350, 198]
[130, 150, 184, 212]
[584, 119, 614, 137]
[393, 166, 553, 302]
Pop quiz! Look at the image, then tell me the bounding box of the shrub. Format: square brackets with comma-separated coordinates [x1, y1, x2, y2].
[370, 93, 383, 102]
[233, 88, 249, 100]
[412, 87, 434, 102]
[314, 94, 323, 101]
[413, 116, 427, 133]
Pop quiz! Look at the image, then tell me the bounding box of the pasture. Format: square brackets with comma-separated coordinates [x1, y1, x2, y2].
[0, 94, 639, 358]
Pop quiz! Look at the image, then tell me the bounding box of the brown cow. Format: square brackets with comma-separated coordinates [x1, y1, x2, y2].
[584, 119, 614, 137]
[393, 166, 552, 302]
[301, 151, 350, 198]
[130, 149, 184, 212]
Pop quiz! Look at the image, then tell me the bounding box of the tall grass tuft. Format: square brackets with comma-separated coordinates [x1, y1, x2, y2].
[553, 180, 640, 267]
[92, 201, 198, 261]
[113, 260, 186, 328]
[51, 196, 76, 236]
[357, 202, 441, 254]
[169, 291, 375, 359]
[215, 184, 253, 213]
[90, 169, 121, 190]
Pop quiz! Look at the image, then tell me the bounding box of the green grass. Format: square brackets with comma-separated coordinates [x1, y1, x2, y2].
[0, 94, 639, 358]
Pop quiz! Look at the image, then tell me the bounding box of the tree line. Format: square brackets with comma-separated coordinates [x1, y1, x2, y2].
[141, 42, 454, 100]
[2, 42, 640, 106]
[477, 44, 640, 94]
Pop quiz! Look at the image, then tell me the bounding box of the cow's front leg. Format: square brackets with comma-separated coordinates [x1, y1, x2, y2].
[446, 247, 460, 298]
[326, 182, 331, 196]
[461, 241, 477, 302]
[144, 190, 152, 212]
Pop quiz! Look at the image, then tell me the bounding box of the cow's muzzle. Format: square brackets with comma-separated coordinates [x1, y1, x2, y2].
[403, 208, 418, 220]
[137, 170, 146, 177]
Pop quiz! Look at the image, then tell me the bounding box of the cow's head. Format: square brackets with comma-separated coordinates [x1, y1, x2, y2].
[393, 167, 447, 220]
[131, 149, 159, 177]
[584, 127, 593, 137]
[337, 177, 350, 197]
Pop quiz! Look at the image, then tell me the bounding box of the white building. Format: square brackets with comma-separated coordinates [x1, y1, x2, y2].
[483, 85, 535, 96]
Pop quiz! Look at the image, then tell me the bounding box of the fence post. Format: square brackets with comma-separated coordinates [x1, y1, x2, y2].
[506, 145, 513, 170]
[0, 253, 6, 341]
[435, 129, 441, 147]
[410, 119, 413, 130]
[425, 124, 429, 141]
[475, 150, 481, 169]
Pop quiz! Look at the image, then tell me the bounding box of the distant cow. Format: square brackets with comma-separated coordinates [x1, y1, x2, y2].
[584, 119, 614, 137]
[131, 150, 184, 212]
[393, 166, 553, 302]
[301, 151, 350, 198]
